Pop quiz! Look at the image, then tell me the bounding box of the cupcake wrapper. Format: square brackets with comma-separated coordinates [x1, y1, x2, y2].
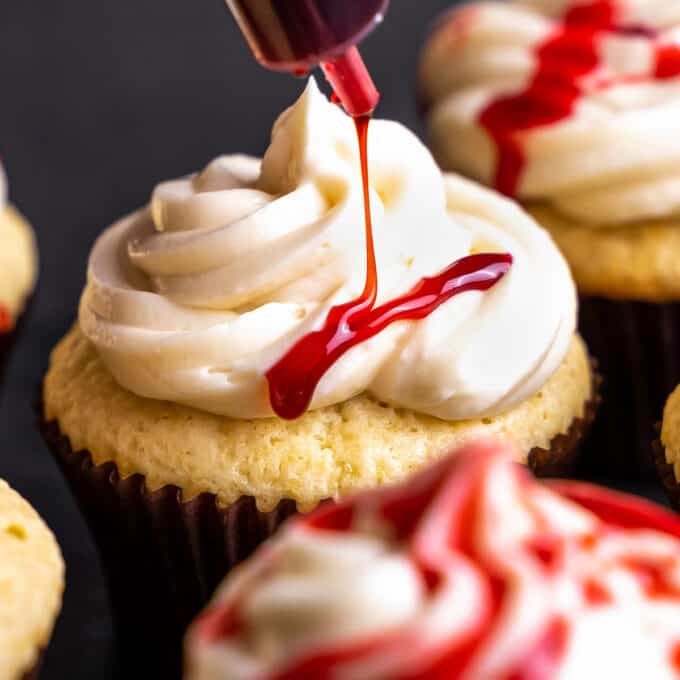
[579, 298, 680, 480]
[21, 653, 43, 680]
[37, 373, 598, 678]
[653, 437, 680, 512]
[0, 312, 26, 389]
[39, 416, 297, 678]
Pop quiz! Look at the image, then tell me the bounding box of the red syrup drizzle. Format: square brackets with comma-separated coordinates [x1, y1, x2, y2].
[477, 0, 680, 196]
[266, 115, 513, 419]
[672, 642, 680, 673]
[0, 305, 13, 334]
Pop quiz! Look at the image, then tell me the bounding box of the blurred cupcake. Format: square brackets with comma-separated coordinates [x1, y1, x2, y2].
[185, 439, 680, 680]
[0, 164, 37, 386]
[0, 479, 64, 680]
[658, 386, 680, 510]
[420, 0, 680, 477]
[40, 79, 595, 674]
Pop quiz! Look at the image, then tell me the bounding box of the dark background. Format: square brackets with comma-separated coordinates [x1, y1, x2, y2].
[0, 1, 668, 678]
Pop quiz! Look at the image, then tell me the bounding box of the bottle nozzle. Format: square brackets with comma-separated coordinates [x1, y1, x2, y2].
[321, 47, 380, 117]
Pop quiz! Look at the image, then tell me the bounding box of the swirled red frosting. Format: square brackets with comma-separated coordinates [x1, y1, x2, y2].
[186, 441, 680, 680]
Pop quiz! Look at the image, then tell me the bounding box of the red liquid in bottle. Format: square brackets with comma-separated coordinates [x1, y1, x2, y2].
[266, 116, 512, 420]
[226, 0, 389, 71]
[478, 0, 680, 196]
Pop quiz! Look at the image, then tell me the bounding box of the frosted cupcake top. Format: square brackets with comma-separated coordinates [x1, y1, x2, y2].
[185, 440, 680, 680]
[421, 0, 680, 225]
[80, 79, 575, 420]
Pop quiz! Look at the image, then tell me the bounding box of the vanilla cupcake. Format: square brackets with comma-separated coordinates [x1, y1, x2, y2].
[420, 0, 680, 477]
[658, 385, 680, 510]
[40, 79, 594, 676]
[0, 479, 64, 680]
[185, 439, 680, 680]
[0, 164, 37, 386]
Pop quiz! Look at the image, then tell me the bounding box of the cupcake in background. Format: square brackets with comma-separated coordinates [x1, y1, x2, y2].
[0, 163, 37, 386]
[40, 80, 595, 675]
[0, 479, 64, 680]
[420, 0, 680, 477]
[658, 386, 680, 511]
[185, 439, 680, 680]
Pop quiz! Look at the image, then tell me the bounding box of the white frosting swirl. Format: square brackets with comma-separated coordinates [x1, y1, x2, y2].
[192, 530, 424, 680]
[185, 442, 680, 680]
[80, 79, 575, 419]
[421, 0, 680, 224]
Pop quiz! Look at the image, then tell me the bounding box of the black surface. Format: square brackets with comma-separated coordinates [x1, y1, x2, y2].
[0, 1, 669, 679]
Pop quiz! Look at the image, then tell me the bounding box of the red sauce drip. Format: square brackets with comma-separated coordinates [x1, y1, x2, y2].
[506, 618, 570, 680]
[671, 642, 680, 672]
[266, 116, 512, 419]
[525, 535, 563, 572]
[197, 604, 240, 643]
[656, 44, 680, 79]
[478, 0, 680, 196]
[0, 305, 13, 334]
[623, 557, 680, 600]
[330, 91, 341, 105]
[583, 578, 613, 605]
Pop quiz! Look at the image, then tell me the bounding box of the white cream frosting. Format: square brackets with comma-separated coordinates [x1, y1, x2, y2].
[185, 444, 680, 680]
[421, 0, 680, 225]
[189, 530, 425, 680]
[79, 78, 575, 420]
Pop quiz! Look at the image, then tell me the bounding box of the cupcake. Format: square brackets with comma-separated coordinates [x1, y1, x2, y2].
[0, 164, 37, 386]
[658, 385, 680, 510]
[420, 0, 680, 477]
[40, 79, 595, 674]
[0, 479, 64, 680]
[185, 439, 680, 680]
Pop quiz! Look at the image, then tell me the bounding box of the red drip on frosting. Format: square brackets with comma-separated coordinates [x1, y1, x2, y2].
[671, 642, 680, 672]
[266, 116, 512, 419]
[583, 579, 613, 606]
[0, 305, 13, 334]
[622, 557, 680, 601]
[477, 0, 680, 196]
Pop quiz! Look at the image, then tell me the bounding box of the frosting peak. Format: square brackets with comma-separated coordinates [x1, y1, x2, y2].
[185, 440, 680, 680]
[80, 79, 575, 419]
[422, 0, 680, 224]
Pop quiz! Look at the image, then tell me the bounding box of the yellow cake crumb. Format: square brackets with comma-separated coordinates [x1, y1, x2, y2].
[0, 480, 64, 680]
[527, 203, 680, 302]
[44, 327, 592, 513]
[661, 387, 680, 484]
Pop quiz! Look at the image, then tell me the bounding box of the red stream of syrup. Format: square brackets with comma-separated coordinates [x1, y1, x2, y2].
[266, 115, 512, 419]
[478, 0, 680, 196]
[0, 305, 13, 334]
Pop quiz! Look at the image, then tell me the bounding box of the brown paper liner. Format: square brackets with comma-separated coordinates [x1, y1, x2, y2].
[21, 652, 43, 680]
[0, 295, 33, 391]
[653, 437, 680, 512]
[579, 298, 680, 480]
[0, 315, 24, 388]
[37, 373, 598, 678]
